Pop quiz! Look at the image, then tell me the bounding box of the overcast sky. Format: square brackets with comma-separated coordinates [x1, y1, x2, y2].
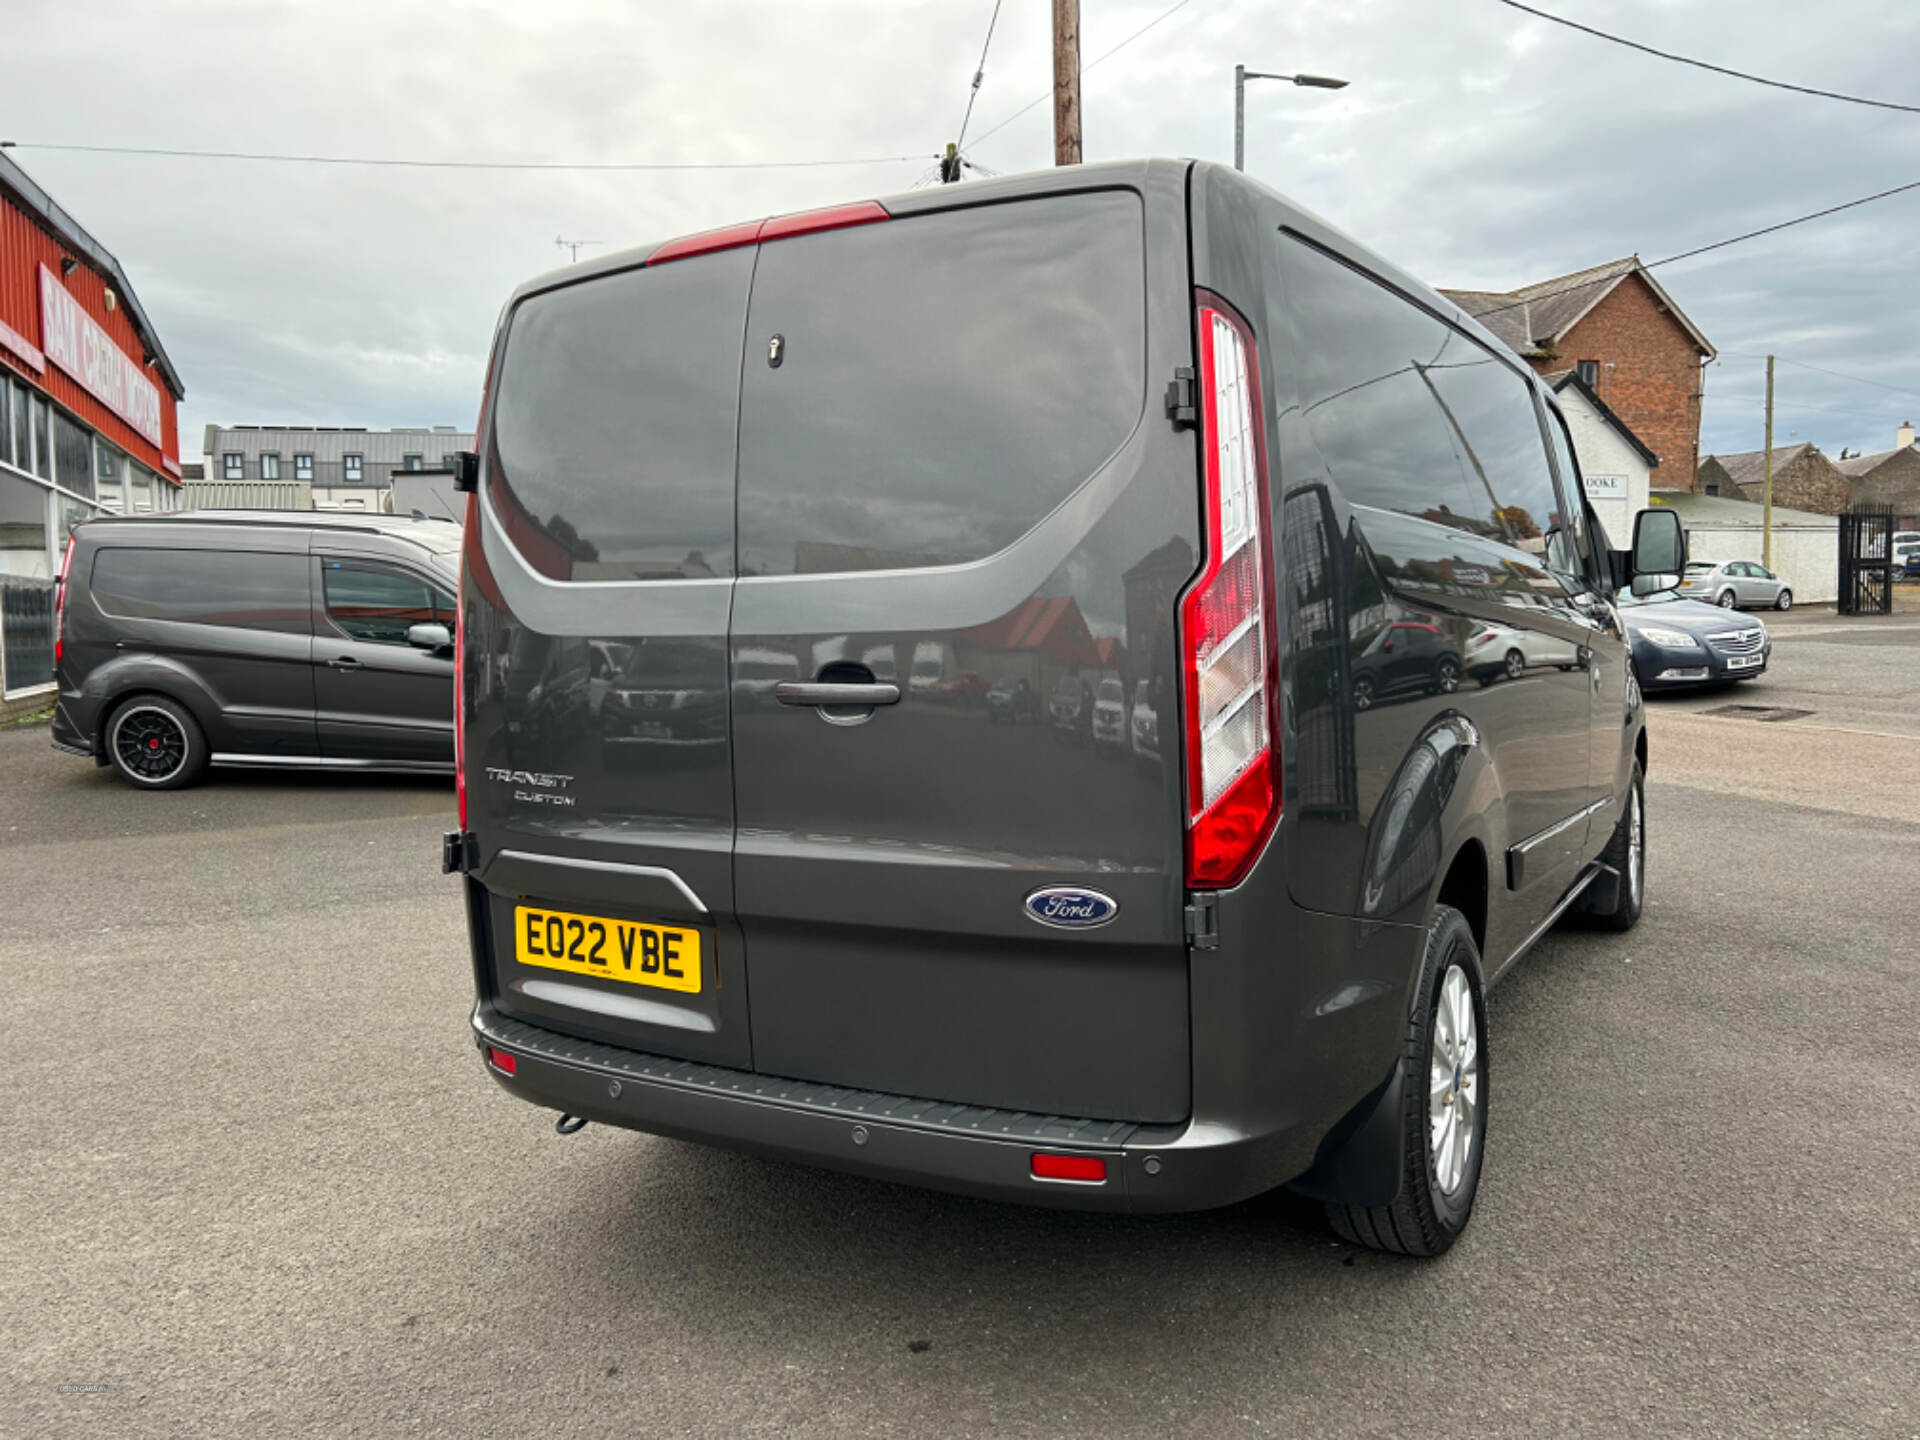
[9, 0, 1919, 464]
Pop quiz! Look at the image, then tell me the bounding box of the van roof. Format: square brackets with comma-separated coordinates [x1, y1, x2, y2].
[501, 159, 1517, 363]
[78, 508, 464, 557]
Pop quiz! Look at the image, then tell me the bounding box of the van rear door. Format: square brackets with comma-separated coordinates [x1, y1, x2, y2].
[727, 185, 1200, 1122]
[467, 246, 754, 1067]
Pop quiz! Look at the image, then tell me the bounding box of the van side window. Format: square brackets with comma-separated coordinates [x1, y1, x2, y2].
[323, 562, 437, 645]
[735, 191, 1146, 577]
[88, 548, 310, 635]
[1538, 402, 1596, 584]
[489, 245, 753, 582]
[1275, 237, 1581, 605]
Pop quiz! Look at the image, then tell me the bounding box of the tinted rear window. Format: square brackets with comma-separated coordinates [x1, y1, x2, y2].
[736, 191, 1146, 576]
[88, 547, 310, 634]
[488, 245, 753, 582]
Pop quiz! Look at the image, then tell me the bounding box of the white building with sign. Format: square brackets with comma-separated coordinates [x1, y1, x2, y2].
[1550, 373, 1655, 548]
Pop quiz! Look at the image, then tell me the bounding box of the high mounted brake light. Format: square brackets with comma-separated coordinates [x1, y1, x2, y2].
[645, 201, 889, 266]
[1181, 293, 1280, 890]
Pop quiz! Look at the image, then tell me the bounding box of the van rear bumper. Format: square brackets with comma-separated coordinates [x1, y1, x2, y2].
[472, 1005, 1313, 1213]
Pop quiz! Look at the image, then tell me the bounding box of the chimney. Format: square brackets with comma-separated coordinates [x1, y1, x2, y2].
[1899, 421, 1915, 450]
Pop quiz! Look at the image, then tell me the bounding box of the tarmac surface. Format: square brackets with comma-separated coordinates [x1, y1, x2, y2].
[2, 604, 1916, 1439]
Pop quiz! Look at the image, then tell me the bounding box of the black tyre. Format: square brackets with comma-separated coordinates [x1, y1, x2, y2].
[1504, 649, 1524, 681]
[1578, 760, 1645, 931]
[1774, 589, 1792, 612]
[1326, 905, 1487, 1258]
[1433, 656, 1461, 694]
[106, 694, 209, 791]
[1717, 590, 1737, 609]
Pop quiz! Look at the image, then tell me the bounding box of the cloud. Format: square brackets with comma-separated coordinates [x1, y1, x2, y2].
[10, 0, 1918, 462]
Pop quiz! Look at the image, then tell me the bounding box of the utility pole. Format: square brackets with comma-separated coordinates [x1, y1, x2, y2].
[1052, 0, 1081, 166]
[939, 143, 962, 184]
[1762, 354, 1775, 570]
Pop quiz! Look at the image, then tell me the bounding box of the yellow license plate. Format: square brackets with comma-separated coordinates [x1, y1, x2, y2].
[513, 905, 702, 994]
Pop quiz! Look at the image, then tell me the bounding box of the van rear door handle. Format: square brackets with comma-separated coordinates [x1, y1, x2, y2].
[774, 682, 900, 707]
[328, 656, 363, 671]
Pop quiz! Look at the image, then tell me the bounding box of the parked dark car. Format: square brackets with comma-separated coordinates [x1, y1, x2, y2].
[446, 159, 1677, 1258]
[984, 675, 1040, 723]
[1349, 620, 1462, 709]
[1618, 585, 1771, 690]
[50, 510, 460, 788]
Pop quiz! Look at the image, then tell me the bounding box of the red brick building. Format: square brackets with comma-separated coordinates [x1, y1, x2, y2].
[1442, 258, 1715, 491]
[1, 149, 186, 708]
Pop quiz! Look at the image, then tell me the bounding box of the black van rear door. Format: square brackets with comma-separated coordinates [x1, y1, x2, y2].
[726, 188, 1199, 1123]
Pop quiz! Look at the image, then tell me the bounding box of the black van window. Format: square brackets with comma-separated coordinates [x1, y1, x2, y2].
[89, 548, 310, 634]
[488, 245, 753, 582]
[1539, 401, 1595, 579]
[736, 191, 1146, 576]
[1278, 239, 1570, 560]
[323, 562, 439, 644]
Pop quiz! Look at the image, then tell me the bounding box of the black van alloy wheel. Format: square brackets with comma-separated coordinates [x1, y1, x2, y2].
[1326, 905, 1487, 1258]
[107, 695, 209, 790]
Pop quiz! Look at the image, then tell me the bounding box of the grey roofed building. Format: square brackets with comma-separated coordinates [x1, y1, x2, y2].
[1834, 424, 1920, 527]
[202, 424, 474, 499]
[1696, 442, 1851, 516]
[1439, 256, 1717, 360]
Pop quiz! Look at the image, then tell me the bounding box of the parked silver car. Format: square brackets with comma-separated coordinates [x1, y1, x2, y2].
[1677, 559, 1792, 611]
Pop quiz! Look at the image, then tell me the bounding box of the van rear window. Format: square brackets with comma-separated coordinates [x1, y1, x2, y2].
[735, 191, 1146, 576]
[88, 547, 310, 634]
[488, 245, 753, 582]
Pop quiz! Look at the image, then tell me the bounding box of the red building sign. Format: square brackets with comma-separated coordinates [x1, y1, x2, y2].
[39, 264, 164, 447]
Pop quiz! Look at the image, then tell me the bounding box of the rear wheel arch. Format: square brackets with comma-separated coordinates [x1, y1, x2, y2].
[93, 678, 218, 755]
[1434, 839, 1489, 958]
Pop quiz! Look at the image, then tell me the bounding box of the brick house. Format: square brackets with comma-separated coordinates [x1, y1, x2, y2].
[1442, 257, 1715, 491]
[1835, 423, 1920, 529]
[1696, 443, 1851, 516]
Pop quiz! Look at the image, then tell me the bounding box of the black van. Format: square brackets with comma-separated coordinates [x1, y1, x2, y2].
[447, 160, 1686, 1256]
[51, 510, 461, 788]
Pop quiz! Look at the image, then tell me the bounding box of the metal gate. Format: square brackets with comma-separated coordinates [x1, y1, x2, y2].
[1837, 505, 1894, 616]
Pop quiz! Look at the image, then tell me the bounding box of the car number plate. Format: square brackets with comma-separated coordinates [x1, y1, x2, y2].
[513, 905, 702, 993]
[1725, 654, 1762, 670]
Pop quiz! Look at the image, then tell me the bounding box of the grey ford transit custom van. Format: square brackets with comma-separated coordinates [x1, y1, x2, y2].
[447, 160, 1681, 1256]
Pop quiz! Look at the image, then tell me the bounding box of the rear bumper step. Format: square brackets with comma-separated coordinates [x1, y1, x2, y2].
[472, 1007, 1292, 1212]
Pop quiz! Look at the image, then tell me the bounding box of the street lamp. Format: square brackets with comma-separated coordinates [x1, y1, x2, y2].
[1235, 64, 1349, 171]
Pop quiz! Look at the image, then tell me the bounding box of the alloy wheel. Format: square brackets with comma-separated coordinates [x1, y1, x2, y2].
[1429, 964, 1481, 1197]
[1436, 658, 1460, 694]
[112, 706, 190, 784]
[1718, 591, 1737, 608]
[1628, 781, 1644, 909]
[1505, 649, 1524, 680]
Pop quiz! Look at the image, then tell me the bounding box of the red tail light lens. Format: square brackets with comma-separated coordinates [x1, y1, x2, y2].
[1031, 1153, 1108, 1183]
[455, 500, 470, 830]
[52, 532, 76, 668]
[1181, 294, 1279, 890]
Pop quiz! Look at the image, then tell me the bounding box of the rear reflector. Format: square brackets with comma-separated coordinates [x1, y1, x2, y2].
[647, 202, 890, 266]
[1181, 293, 1280, 889]
[485, 1046, 516, 1076]
[1031, 1153, 1108, 1183]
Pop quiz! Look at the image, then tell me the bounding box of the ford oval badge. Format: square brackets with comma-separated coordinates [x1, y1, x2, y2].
[1024, 886, 1119, 930]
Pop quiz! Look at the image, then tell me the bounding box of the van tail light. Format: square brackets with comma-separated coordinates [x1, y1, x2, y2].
[454, 515, 469, 830]
[52, 532, 76, 668]
[1181, 293, 1279, 890]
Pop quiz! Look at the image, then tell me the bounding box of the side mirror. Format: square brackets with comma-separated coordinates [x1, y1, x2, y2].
[1628, 507, 1685, 595]
[407, 622, 453, 656]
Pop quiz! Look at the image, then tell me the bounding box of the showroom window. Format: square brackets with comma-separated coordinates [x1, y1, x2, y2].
[96, 442, 126, 513]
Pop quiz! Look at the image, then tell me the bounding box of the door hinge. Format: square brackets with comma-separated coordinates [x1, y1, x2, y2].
[446, 450, 480, 493]
[1184, 892, 1219, 951]
[1165, 367, 1198, 430]
[442, 829, 478, 875]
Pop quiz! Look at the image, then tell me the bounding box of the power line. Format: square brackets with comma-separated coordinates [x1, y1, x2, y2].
[1462, 177, 1920, 326]
[966, 0, 1197, 152]
[0, 140, 930, 173]
[1490, 0, 1920, 116]
[955, 0, 1006, 152]
[1721, 351, 1920, 404]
